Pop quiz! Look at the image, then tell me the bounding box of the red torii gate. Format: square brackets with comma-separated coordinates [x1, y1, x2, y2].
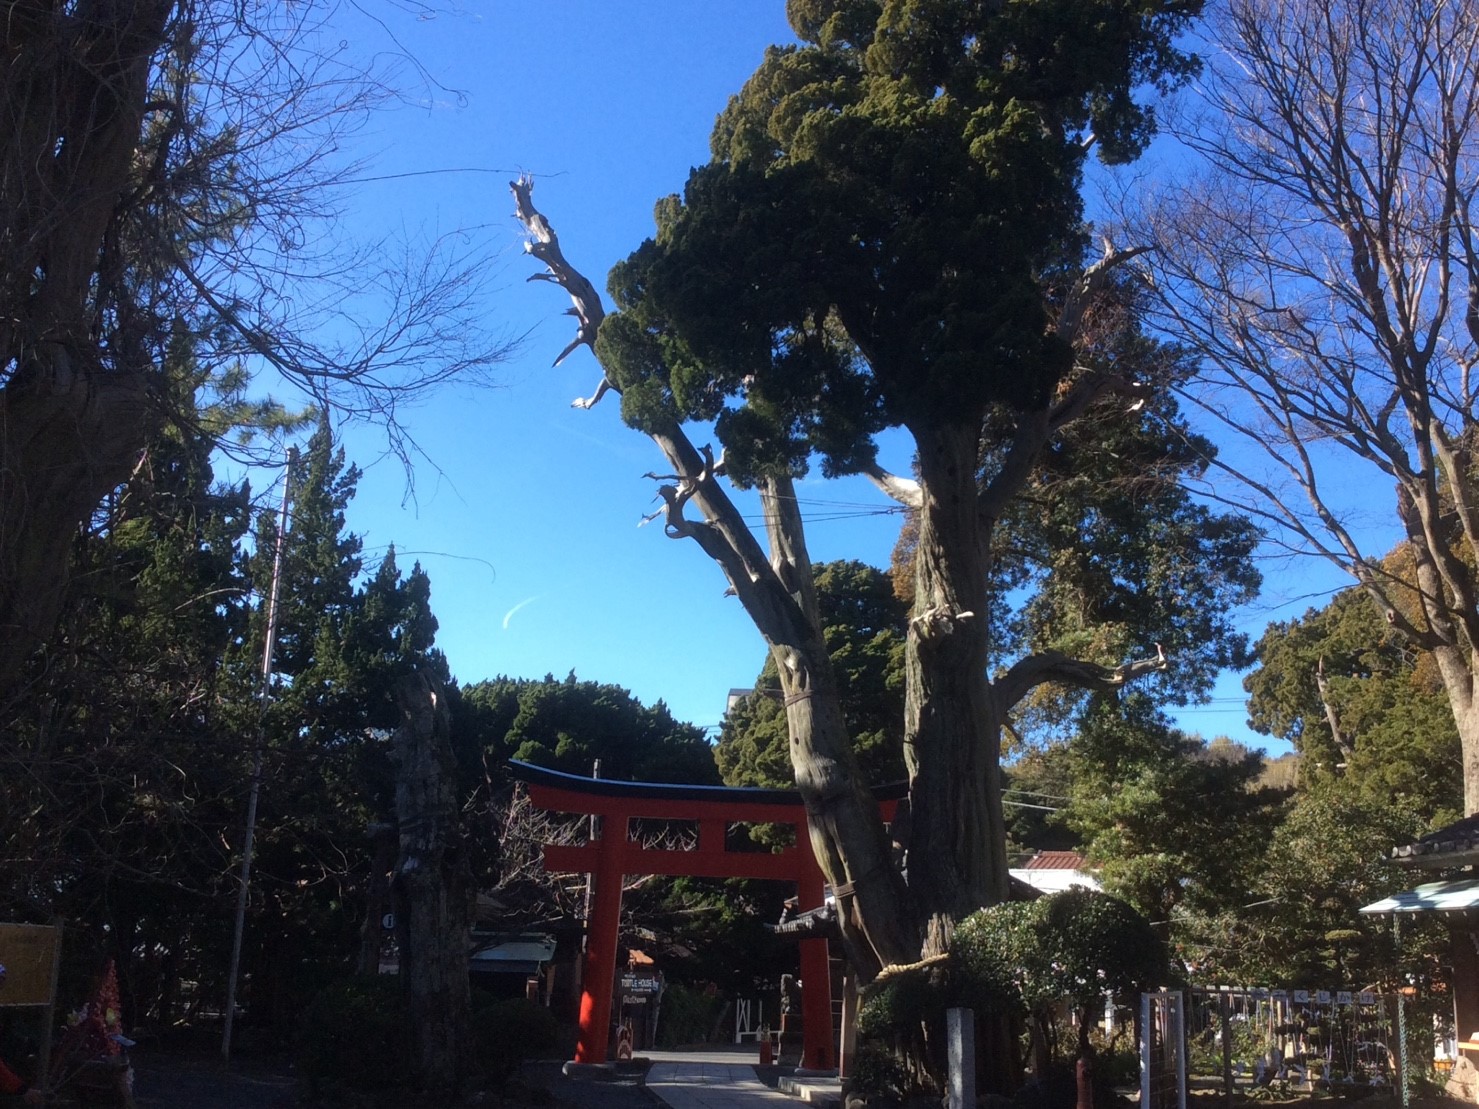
[512, 761, 902, 1070]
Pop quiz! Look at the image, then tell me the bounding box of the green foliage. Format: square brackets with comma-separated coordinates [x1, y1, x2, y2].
[297, 976, 413, 1096]
[0, 371, 254, 1009]
[954, 889, 1167, 1014]
[1245, 577, 1461, 825]
[1002, 745, 1079, 853]
[655, 982, 726, 1047]
[990, 369, 1263, 726]
[857, 967, 958, 1040]
[458, 672, 718, 788]
[715, 560, 907, 790]
[600, 0, 1204, 474]
[624, 877, 793, 994]
[1181, 787, 1437, 987]
[1063, 695, 1285, 927]
[470, 997, 561, 1085]
[241, 421, 451, 1027]
[844, 1041, 911, 1102]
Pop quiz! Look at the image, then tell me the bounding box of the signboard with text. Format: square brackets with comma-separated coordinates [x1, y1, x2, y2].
[619, 972, 661, 996]
[0, 923, 61, 1007]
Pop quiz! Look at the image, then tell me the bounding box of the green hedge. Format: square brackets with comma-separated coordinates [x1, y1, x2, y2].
[297, 976, 413, 1096]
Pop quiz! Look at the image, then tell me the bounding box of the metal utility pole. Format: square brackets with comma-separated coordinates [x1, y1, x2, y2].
[222, 448, 296, 1062]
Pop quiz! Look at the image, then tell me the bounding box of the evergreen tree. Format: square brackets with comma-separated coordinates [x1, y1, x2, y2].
[1062, 695, 1283, 939]
[1246, 569, 1461, 827]
[517, 0, 1255, 990]
[458, 672, 718, 789]
[0, 375, 254, 1023]
[716, 560, 907, 789]
[1184, 787, 1435, 988]
[234, 419, 452, 1032]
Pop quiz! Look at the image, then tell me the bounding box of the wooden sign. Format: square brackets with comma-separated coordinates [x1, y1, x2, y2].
[0, 923, 61, 1008]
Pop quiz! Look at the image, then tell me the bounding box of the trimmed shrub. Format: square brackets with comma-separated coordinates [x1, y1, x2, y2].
[297, 976, 413, 1096]
[845, 1041, 910, 1104]
[471, 997, 561, 1084]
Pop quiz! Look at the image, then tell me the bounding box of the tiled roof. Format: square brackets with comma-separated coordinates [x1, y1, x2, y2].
[1023, 851, 1090, 871]
[1390, 815, 1479, 864]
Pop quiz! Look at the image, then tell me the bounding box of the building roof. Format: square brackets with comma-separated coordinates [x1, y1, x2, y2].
[1022, 851, 1090, 871]
[469, 934, 558, 974]
[1391, 816, 1479, 869]
[1359, 879, 1479, 919]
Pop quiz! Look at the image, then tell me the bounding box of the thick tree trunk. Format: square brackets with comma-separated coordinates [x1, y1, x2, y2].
[1427, 643, 1479, 816]
[1396, 489, 1479, 816]
[357, 823, 398, 976]
[775, 633, 918, 978]
[509, 180, 918, 977]
[0, 0, 173, 696]
[0, 359, 150, 694]
[903, 419, 1009, 952]
[392, 667, 471, 1091]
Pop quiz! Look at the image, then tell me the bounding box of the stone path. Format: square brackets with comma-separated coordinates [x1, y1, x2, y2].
[644, 1049, 811, 1109]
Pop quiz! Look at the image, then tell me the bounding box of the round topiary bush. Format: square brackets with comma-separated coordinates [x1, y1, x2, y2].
[297, 976, 413, 1097]
[470, 996, 561, 1084]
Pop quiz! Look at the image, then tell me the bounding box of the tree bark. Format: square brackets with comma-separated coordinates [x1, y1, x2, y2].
[0, 0, 174, 696]
[511, 177, 918, 977]
[903, 418, 1009, 952]
[392, 667, 471, 1091]
[759, 476, 918, 978]
[357, 823, 398, 976]
[0, 361, 151, 694]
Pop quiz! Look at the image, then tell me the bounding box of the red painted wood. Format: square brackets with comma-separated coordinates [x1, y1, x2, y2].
[574, 808, 627, 1065]
[526, 772, 900, 1074]
[525, 781, 898, 825]
[543, 843, 803, 882]
[797, 832, 835, 1070]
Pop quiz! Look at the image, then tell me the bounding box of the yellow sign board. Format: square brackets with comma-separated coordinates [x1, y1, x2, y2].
[0, 923, 60, 1007]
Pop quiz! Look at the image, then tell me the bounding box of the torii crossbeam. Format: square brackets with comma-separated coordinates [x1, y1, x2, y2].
[511, 761, 903, 1069]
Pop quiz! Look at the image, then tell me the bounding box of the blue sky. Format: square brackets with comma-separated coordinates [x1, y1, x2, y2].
[262, 2, 1372, 753]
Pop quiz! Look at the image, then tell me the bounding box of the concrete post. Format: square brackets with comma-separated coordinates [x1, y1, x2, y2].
[948, 1007, 977, 1109]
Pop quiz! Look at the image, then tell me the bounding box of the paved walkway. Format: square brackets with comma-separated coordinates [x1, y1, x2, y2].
[644, 1048, 801, 1108]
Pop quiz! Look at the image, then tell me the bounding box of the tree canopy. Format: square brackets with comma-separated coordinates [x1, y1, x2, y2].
[716, 560, 908, 789]
[1244, 572, 1461, 825]
[516, 0, 1256, 988]
[458, 672, 720, 788]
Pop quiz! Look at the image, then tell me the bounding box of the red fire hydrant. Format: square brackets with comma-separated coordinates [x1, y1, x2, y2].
[759, 1026, 773, 1065]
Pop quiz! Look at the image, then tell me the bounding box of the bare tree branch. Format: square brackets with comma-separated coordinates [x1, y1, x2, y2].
[995, 644, 1168, 711]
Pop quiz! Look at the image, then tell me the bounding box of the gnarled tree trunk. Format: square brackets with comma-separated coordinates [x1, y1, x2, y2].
[903, 419, 1010, 953]
[392, 667, 471, 1091]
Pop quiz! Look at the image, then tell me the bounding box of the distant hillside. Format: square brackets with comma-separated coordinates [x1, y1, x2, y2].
[1259, 750, 1300, 790]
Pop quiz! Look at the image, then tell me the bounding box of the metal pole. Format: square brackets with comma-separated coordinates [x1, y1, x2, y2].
[1220, 990, 1234, 1109]
[35, 920, 63, 1096]
[1395, 917, 1410, 1109]
[222, 449, 296, 1061]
